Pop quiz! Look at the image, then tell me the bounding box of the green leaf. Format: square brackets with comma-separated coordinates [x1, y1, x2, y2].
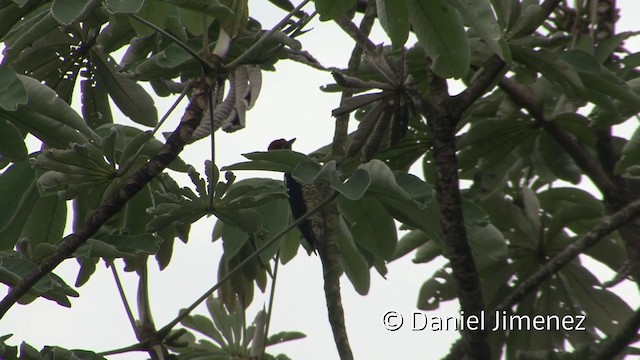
[181, 314, 226, 345]
[0, 2, 31, 41]
[130, 0, 171, 37]
[328, 167, 371, 200]
[51, 0, 101, 25]
[314, 0, 357, 21]
[507, 4, 545, 38]
[40, 347, 107, 360]
[165, 0, 233, 19]
[616, 126, 640, 174]
[266, 331, 306, 346]
[0, 252, 79, 307]
[221, 223, 249, 259]
[218, 178, 287, 213]
[19, 342, 40, 360]
[95, 124, 190, 172]
[458, 118, 536, 172]
[511, 47, 586, 99]
[224, 150, 318, 178]
[407, 0, 470, 78]
[446, 0, 511, 62]
[376, 0, 409, 49]
[336, 216, 370, 295]
[0, 119, 27, 162]
[391, 229, 429, 261]
[124, 185, 154, 235]
[544, 204, 602, 245]
[75, 234, 162, 259]
[563, 263, 633, 334]
[96, 14, 135, 53]
[251, 199, 290, 262]
[16, 190, 66, 248]
[413, 238, 442, 263]
[0, 162, 39, 250]
[2, 5, 59, 62]
[0, 67, 27, 111]
[358, 160, 438, 232]
[417, 268, 456, 310]
[90, 50, 158, 127]
[338, 196, 397, 260]
[104, 0, 145, 13]
[178, 8, 208, 36]
[537, 133, 582, 184]
[220, 0, 248, 38]
[466, 223, 507, 268]
[81, 78, 113, 129]
[593, 31, 640, 64]
[147, 203, 208, 233]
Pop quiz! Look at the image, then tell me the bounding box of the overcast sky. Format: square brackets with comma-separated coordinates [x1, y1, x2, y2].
[2, 1, 640, 359]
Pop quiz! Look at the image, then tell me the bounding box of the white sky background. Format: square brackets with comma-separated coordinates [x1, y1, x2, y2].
[2, 1, 640, 359]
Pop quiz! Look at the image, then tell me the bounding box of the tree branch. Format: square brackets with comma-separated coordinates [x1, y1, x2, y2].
[331, 1, 377, 163]
[0, 78, 211, 319]
[495, 195, 640, 312]
[422, 69, 491, 359]
[591, 307, 640, 360]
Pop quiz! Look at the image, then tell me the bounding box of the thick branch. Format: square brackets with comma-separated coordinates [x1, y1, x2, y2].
[407, 69, 490, 359]
[0, 79, 210, 319]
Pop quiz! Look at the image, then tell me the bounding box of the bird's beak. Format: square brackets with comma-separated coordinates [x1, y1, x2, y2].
[287, 138, 296, 146]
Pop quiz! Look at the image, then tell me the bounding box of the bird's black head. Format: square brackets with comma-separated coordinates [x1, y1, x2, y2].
[268, 138, 296, 150]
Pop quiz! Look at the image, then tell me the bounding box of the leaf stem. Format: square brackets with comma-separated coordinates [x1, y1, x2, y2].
[110, 261, 138, 335]
[130, 14, 212, 72]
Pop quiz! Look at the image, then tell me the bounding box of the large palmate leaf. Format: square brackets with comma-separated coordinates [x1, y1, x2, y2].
[407, 0, 470, 78]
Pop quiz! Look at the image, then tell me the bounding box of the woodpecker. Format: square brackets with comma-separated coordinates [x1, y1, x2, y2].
[268, 138, 318, 254]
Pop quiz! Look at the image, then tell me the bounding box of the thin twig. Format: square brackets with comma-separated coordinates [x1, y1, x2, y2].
[119, 81, 194, 177]
[155, 191, 340, 339]
[224, 0, 312, 69]
[261, 252, 280, 356]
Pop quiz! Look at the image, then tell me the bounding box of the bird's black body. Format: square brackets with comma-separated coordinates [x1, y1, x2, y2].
[268, 138, 317, 253]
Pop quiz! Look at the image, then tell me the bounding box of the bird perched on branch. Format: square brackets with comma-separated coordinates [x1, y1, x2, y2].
[268, 138, 319, 254]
